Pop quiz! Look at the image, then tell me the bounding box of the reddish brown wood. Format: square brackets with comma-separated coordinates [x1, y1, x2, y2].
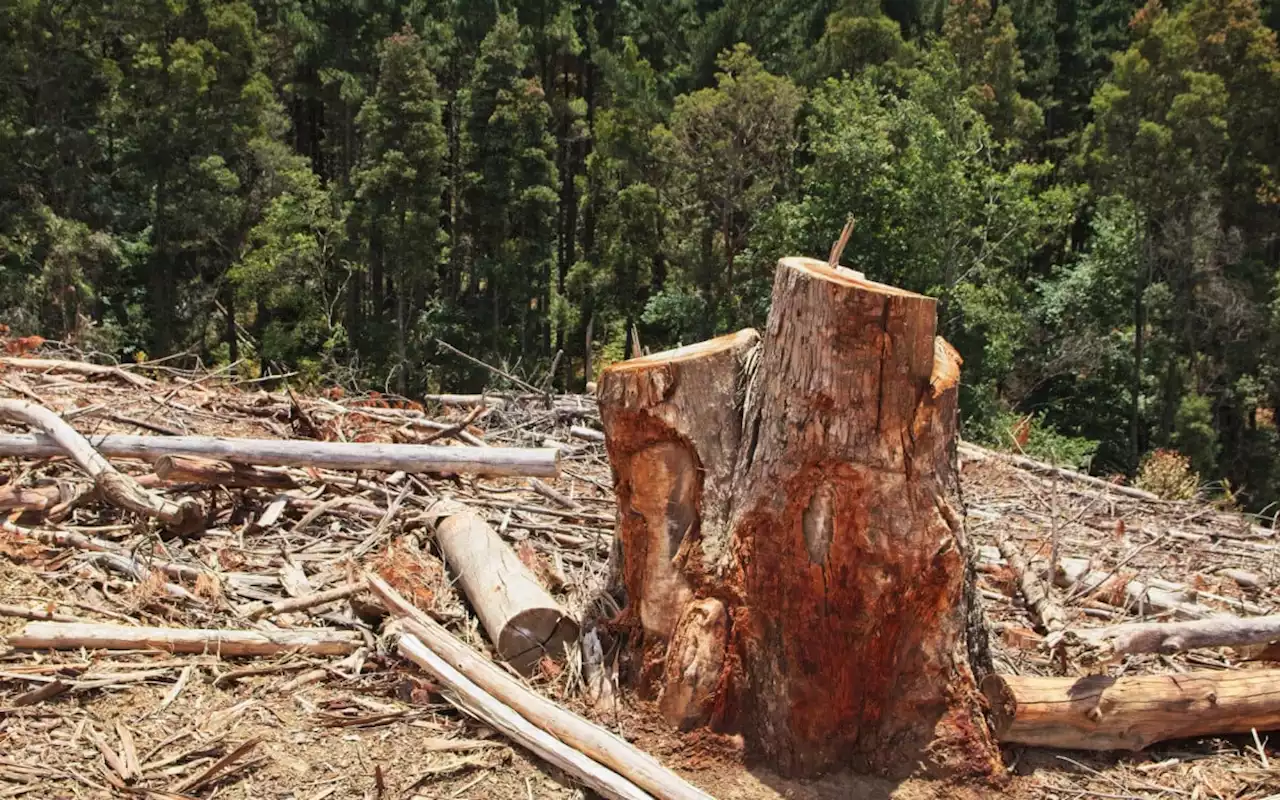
[598, 330, 759, 726]
[598, 257, 999, 779]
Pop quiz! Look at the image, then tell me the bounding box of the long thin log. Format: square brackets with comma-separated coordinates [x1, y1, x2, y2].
[11, 621, 359, 656]
[993, 529, 1064, 635]
[0, 603, 84, 623]
[568, 425, 604, 443]
[983, 670, 1280, 750]
[0, 399, 203, 534]
[154, 455, 296, 489]
[0, 356, 153, 388]
[528, 478, 583, 511]
[367, 574, 714, 800]
[398, 634, 649, 800]
[0, 432, 559, 477]
[429, 499, 578, 675]
[959, 441, 1159, 502]
[422, 394, 506, 408]
[1054, 614, 1280, 658]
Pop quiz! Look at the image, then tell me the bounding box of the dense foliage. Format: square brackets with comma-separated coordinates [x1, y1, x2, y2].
[4, 0, 1280, 506]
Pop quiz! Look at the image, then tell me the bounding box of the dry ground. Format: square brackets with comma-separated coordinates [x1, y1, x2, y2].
[0, 355, 1278, 799]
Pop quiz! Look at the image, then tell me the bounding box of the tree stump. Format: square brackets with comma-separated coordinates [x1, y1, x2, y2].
[597, 257, 998, 778]
[598, 330, 759, 727]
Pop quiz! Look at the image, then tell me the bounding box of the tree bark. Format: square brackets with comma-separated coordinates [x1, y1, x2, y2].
[597, 257, 998, 778]
[984, 670, 1280, 751]
[598, 329, 759, 727]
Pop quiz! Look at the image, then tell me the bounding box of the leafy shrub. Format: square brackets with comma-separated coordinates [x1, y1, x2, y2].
[1135, 449, 1200, 500]
[969, 410, 1098, 470]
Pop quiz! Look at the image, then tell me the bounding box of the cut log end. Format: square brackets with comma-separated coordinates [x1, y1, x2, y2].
[500, 610, 580, 675]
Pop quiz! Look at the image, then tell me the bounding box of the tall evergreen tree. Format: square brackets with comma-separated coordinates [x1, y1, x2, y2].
[352, 27, 448, 391]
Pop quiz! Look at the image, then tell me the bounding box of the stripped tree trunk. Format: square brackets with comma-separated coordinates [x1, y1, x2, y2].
[598, 257, 998, 779]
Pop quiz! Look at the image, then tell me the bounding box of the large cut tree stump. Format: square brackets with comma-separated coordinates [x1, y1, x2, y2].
[598, 257, 998, 779]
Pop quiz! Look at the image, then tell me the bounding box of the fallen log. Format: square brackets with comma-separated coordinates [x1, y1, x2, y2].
[429, 499, 578, 675]
[398, 634, 649, 800]
[0, 432, 559, 477]
[568, 425, 604, 443]
[368, 574, 714, 800]
[421, 394, 506, 408]
[154, 455, 296, 489]
[993, 529, 1065, 636]
[958, 441, 1159, 502]
[0, 482, 66, 512]
[1052, 614, 1280, 659]
[0, 356, 153, 388]
[983, 670, 1280, 750]
[10, 621, 360, 656]
[0, 399, 204, 534]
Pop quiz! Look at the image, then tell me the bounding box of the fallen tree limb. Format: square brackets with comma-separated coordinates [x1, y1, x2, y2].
[246, 582, 364, 620]
[1050, 614, 1280, 659]
[568, 425, 604, 443]
[528, 478, 583, 511]
[367, 573, 714, 800]
[0, 432, 559, 478]
[0, 400, 204, 534]
[154, 455, 296, 489]
[398, 634, 649, 800]
[429, 499, 578, 675]
[0, 603, 84, 623]
[1, 520, 213, 587]
[993, 529, 1064, 635]
[0, 482, 66, 512]
[982, 670, 1280, 750]
[10, 621, 360, 656]
[959, 441, 1159, 502]
[422, 394, 506, 408]
[0, 356, 153, 388]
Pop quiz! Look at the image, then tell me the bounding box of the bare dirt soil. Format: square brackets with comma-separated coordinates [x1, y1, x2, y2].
[1, 355, 1279, 799]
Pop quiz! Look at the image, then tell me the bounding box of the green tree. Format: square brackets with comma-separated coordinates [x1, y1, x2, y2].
[1086, 0, 1280, 493]
[942, 0, 1043, 150]
[757, 64, 1073, 422]
[657, 44, 802, 335]
[461, 14, 559, 363]
[352, 28, 447, 391]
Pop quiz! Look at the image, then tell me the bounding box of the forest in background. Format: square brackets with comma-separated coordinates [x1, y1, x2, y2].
[3, 0, 1280, 506]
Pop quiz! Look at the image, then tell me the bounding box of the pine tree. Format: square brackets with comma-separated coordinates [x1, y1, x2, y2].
[462, 14, 559, 361]
[352, 27, 448, 391]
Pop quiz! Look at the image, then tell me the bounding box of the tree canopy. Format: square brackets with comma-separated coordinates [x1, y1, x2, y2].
[4, 0, 1280, 507]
